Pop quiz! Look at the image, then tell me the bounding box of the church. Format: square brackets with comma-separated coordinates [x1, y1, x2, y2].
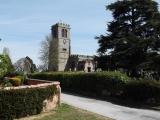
[48, 22, 96, 72]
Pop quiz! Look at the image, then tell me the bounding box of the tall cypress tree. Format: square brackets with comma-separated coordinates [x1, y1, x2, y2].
[97, 0, 160, 77]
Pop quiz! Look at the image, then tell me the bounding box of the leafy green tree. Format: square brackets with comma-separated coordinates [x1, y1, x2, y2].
[0, 54, 14, 78]
[97, 0, 160, 77]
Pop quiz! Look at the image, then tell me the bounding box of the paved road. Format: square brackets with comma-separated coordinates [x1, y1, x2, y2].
[61, 93, 160, 120]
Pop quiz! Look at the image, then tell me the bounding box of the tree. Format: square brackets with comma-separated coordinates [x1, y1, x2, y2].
[39, 35, 52, 71]
[3, 47, 10, 55]
[14, 56, 36, 74]
[97, 0, 160, 77]
[3, 47, 14, 73]
[0, 54, 14, 78]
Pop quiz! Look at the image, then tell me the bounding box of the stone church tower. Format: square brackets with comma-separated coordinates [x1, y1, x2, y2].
[48, 22, 71, 71]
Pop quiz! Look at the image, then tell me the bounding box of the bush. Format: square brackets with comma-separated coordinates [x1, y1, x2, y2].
[0, 85, 56, 119]
[29, 71, 130, 97]
[0, 75, 28, 87]
[123, 80, 160, 103]
[9, 77, 22, 86]
[29, 72, 160, 105]
[0, 76, 22, 87]
[0, 79, 13, 87]
[5, 72, 23, 78]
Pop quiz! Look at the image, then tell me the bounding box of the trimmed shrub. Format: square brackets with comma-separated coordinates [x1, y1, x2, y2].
[0, 85, 56, 119]
[29, 71, 130, 97]
[123, 80, 160, 103]
[29, 72, 160, 104]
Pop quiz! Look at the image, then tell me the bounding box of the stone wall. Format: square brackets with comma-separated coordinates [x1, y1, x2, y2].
[49, 22, 71, 71]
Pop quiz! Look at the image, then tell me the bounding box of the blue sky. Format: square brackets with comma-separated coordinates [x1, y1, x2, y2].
[0, 0, 159, 65]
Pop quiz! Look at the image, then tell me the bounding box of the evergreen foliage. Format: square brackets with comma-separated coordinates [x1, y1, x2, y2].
[29, 72, 130, 97]
[0, 85, 56, 119]
[29, 72, 160, 104]
[0, 54, 14, 78]
[97, 0, 160, 77]
[124, 80, 160, 103]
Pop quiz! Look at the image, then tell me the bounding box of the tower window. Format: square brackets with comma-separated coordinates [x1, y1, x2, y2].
[65, 29, 67, 37]
[62, 29, 67, 38]
[62, 29, 65, 37]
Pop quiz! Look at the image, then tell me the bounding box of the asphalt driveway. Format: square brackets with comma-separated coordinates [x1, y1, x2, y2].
[62, 93, 160, 120]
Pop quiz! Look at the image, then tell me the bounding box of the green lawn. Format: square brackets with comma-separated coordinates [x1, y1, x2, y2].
[19, 103, 112, 120]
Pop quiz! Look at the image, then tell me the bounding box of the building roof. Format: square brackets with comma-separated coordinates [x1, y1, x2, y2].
[70, 54, 94, 61]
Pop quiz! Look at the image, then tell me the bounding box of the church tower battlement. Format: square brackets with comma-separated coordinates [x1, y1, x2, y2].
[49, 22, 71, 71]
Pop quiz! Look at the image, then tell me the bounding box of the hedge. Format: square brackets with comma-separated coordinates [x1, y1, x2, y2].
[29, 72, 160, 104]
[0, 85, 56, 119]
[29, 71, 130, 97]
[123, 80, 160, 103]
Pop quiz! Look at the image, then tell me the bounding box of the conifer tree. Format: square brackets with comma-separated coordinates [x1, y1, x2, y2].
[97, 0, 160, 77]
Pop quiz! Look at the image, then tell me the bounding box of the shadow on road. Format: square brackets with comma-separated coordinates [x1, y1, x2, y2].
[62, 90, 160, 111]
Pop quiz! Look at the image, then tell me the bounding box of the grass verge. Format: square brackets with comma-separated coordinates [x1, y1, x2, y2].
[18, 103, 112, 120]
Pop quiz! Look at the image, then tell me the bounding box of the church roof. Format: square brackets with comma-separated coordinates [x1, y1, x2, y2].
[70, 54, 94, 61]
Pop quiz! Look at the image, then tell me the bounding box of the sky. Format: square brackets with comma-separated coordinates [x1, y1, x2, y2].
[0, 0, 159, 65]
